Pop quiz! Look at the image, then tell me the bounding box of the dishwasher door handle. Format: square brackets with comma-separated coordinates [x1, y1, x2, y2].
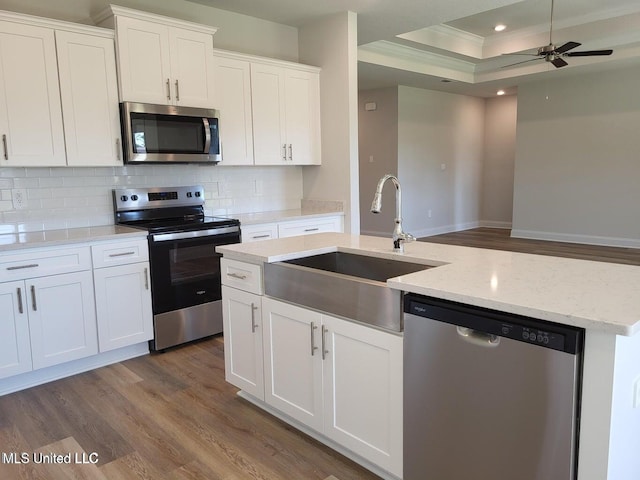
[456, 326, 500, 348]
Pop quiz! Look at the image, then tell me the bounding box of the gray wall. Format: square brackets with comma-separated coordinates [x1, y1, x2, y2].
[358, 87, 398, 236]
[482, 95, 517, 227]
[512, 65, 640, 247]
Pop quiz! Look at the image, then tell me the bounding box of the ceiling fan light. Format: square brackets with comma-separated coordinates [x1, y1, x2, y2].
[494, 24, 506, 32]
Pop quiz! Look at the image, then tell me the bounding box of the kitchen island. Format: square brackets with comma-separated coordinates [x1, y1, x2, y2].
[217, 232, 640, 480]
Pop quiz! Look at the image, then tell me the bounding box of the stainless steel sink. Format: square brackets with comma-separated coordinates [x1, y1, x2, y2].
[264, 252, 435, 332]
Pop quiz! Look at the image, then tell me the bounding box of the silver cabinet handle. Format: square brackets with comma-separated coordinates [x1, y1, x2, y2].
[304, 228, 319, 233]
[17, 287, 23, 314]
[288, 144, 293, 161]
[250, 303, 258, 333]
[166, 78, 171, 100]
[116, 138, 121, 161]
[310, 322, 318, 356]
[227, 272, 247, 280]
[175, 79, 180, 101]
[6, 264, 39, 271]
[321, 325, 328, 360]
[144, 267, 149, 290]
[108, 251, 135, 258]
[2, 134, 7, 160]
[252, 234, 271, 239]
[30, 285, 37, 311]
[282, 144, 287, 161]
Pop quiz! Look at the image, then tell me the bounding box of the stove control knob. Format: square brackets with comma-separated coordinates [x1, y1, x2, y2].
[131, 195, 139, 201]
[186, 192, 193, 198]
[195, 191, 201, 197]
[120, 195, 128, 202]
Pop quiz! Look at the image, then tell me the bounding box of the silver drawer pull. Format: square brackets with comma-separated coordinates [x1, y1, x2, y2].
[144, 267, 149, 290]
[17, 287, 23, 314]
[304, 228, 320, 232]
[2, 134, 8, 160]
[321, 325, 328, 360]
[175, 79, 180, 101]
[227, 272, 247, 280]
[251, 303, 258, 333]
[166, 78, 171, 100]
[108, 251, 136, 258]
[116, 138, 121, 161]
[30, 285, 37, 311]
[252, 234, 271, 239]
[7, 263, 39, 271]
[310, 322, 318, 356]
[288, 143, 293, 161]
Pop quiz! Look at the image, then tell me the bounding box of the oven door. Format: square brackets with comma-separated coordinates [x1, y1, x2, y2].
[148, 226, 240, 314]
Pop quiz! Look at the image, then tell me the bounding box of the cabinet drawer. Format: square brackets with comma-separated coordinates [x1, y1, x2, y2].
[0, 246, 91, 281]
[242, 223, 278, 242]
[278, 216, 342, 238]
[221, 258, 263, 295]
[91, 239, 149, 268]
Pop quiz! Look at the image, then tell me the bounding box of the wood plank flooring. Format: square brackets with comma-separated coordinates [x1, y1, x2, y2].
[419, 227, 639, 265]
[0, 336, 380, 480]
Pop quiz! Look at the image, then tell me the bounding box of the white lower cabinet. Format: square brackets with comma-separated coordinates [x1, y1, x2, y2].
[27, 271, 98, 370]
[222, 285, 264, 400]
[93, 262, 153, 352]
[260, 296, 403, 478]
[0, 281, 33, 379]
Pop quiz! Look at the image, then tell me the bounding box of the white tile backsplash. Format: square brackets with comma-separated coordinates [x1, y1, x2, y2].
[0, 165, 303, 233]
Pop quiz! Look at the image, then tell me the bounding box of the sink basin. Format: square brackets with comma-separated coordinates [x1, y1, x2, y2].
[264, 251, 435, 332]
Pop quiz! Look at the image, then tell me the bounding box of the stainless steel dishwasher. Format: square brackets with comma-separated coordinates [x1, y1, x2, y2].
[403, 294, 584, 480]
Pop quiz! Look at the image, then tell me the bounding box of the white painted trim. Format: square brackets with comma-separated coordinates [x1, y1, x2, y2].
[94, 5, 218, 35]
[511, 229, 640, 249]
[0, 343, 149, 396]
[411, 221, 481, 239]
[212, 47, 321, 73]
[237, 391, 401, 480]
[479, 220, 512, 229]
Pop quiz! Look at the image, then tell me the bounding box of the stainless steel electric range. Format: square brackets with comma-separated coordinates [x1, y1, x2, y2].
[113, 185, 240, 351]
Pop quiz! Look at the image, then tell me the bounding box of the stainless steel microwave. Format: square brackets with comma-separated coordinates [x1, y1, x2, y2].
[120, 102, 221, 164]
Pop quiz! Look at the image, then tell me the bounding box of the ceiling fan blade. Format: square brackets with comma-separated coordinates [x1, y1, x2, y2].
[555, 41, 581, 54]
[566, 49, 613, 57]
[502, 57, 543, 68]
[551, 57, 568, 68]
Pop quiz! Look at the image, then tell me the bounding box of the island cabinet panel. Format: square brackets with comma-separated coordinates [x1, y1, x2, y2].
[321, 314, 403, 478]
[222, 285, 264, 400]
[0, 281, 33, 379]
[262, 297, 324, 431]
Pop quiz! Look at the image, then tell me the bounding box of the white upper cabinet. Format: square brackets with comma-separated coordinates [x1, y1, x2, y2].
[0, 20, 66, 167]
[55, 30, 122, 166]
[113, 10, 216, 108]
[212, 52, 254, 165]
[251, 63, 321, 165]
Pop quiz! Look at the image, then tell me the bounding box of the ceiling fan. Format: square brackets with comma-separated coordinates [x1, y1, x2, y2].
[503, 0, 613, 68]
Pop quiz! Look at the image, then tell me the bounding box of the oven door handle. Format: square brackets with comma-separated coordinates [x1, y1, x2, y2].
[151, 226, 239, 242]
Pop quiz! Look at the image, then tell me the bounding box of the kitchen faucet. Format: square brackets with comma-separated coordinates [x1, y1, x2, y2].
[370, 174, 415, 253]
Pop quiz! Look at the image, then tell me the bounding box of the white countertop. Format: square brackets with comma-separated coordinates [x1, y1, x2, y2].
[217, 232, 640, 336]
[234, 208, 344, 226]
[0, 225, 147, 252]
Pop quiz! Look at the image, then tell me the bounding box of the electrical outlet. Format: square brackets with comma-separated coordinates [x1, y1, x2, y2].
[12, 188, 27, 210]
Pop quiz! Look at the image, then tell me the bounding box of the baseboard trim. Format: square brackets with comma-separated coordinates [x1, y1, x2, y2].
[479, 220, 512, 229]
[511, 229, 640, 249]
[0, 343, 150, 396]
[363, 221, 513, 239]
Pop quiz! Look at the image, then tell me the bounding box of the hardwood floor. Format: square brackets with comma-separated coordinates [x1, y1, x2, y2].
[419, 227, 640, 265]
[0, 336, 381, 480]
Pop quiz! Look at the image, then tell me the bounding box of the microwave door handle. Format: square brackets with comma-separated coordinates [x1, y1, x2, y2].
[203, 118, 211, 154]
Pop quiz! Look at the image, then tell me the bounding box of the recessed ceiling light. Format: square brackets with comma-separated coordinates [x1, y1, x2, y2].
[494, 24, 506, 32]
[497, 90, 506, 96]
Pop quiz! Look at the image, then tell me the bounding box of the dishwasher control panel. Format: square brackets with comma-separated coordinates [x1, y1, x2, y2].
[499, 323, 566, 350]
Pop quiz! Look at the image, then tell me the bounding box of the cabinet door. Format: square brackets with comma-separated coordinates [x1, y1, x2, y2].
[28, 271, 98, 369]
[115, 16, 171, 104]
[284, 69, 321, 165]
[0, 21, 66, 166]
[0, 281, 32, 379]
[321, 315, 403, 478]
[94, 263, 153, 352]
[251, 63, 286, 165]
[55, 31, 122, 166]
[212, 55, 254, 165]
[222, 286, 264, 400]
[262, 297, 323, 431]
[169, 27, 215, 108]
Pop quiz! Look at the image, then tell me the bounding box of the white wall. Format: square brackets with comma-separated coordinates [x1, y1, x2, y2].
[397, 86, 485, 238]
[358, 87, 398, 236]
[512, 65, 640, 247]
[482, 95, 516, 228]
[299, 12, 360, 234]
